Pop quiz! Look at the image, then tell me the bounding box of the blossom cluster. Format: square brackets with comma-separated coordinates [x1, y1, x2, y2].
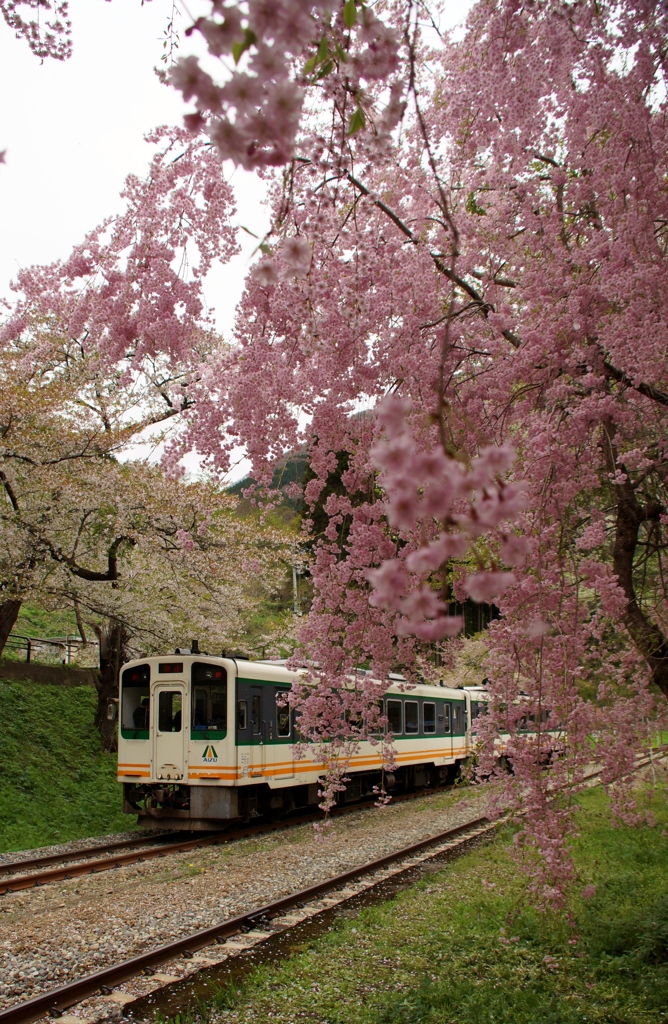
[367, 395, 528, 641]
[0, 0, 71, 60]
[169, 0, 401, 167]
[4, 0, 668, 910]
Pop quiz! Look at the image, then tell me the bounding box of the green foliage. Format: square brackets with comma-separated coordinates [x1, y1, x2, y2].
[348, 106, 366, 135]
[465, 190, 487, 216]
[14, 602, 79, 638]
[2, 603, 84, 663]
[0, 678, 132, 852]
[176, 787, 668, 1024]
[343, 0, 358, 29]
[232, 28, 257, 64]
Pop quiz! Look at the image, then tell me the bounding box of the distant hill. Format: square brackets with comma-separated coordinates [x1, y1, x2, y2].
[227, 447, 308, 509]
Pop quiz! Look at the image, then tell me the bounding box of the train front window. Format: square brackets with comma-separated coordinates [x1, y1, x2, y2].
[405, 701, 419, 734]
[191, 662, 227, 737]
[423, 702, 436, 734]
[386, 699, 403, 735]
[120, 664, 150, 737]
[158, 691, 182, 732]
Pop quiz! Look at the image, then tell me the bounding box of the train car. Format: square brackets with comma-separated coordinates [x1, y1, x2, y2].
[117, 652, 473, 829]
[462, 684, 563, 766]
[463, 685, 489, 736]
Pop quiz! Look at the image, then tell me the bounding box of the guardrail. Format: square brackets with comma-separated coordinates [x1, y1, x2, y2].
[3, 632, 98, 665]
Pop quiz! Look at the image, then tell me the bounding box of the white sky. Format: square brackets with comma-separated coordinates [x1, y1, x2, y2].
[0, 0, 472, 478]
[0, 0, 269, 339]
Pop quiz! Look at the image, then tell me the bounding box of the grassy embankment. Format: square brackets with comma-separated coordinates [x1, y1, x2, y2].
[0, 678, 131, 853]
[173, 785, 668, 1024]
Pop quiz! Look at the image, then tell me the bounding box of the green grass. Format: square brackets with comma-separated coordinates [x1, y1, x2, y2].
[0, 678, 134, 852]
[2, 602, 83, 663]
[179, 786, 668, 1024]
[13, 602, 80, 638]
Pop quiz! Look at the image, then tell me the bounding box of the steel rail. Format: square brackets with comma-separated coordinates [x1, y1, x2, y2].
[0, 785, 453, 896]
[2, 749, 662, 894]
[0, 833, 226, 895]
[0, 833, 182, 876]
[0, 814, 493, 1024]
[0, 750, 663, 1024]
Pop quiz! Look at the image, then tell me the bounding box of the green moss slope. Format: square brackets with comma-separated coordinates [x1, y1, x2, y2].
[0, 678, 133, 853]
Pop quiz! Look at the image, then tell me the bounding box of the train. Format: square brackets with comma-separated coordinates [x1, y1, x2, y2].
[117, 650, 487, 829]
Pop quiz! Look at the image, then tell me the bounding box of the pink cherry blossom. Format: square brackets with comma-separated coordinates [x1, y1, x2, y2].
[465, 571, 516, 603]
[7, 0, 668, 913]
[281, 236, 312, 276]
[198, 10, 244, 56]
[251, 259, 279, 286]
[500, 533, 531, 567]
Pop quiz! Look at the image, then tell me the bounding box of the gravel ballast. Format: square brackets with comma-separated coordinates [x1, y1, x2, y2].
[0, 789, 485, 1010]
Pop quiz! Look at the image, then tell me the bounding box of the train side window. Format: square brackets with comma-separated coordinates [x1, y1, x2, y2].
[237, 700, 248, 730]
[443, 704, 451, 734]
[276, 687, 291, 738]
[251, 694, 262, 735]
[386, 699, 403, 735]
[367, 698, 384, 736]
[158, 690, 182, 732]
[405, 701, 419, 734]
[423, 702, 436, 734]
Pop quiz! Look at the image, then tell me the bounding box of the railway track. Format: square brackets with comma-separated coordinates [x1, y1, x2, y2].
[0, 832, 183, 885]
[0, 785, 453, 896]
[5, 747, 662, 896]
[0, 812, 496, 1024]
[1, 751, 663, 1024]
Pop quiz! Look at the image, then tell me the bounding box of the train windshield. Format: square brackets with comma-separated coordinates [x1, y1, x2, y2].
[191, 662, 227, 736]
[121, 664, 150, 736]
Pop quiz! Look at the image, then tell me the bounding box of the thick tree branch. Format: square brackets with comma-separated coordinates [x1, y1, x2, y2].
[30, 529, 136, 581]
[603, 361, 668, 408]
[0, 469, 20, 511]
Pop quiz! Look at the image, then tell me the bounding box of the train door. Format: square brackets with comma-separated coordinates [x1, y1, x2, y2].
[152, 683, 185, 781]
[440, 701, 453, 760]
[452, 701, 465, 755]
[249, 685, 265, 777]
[271, 685, 294, 779]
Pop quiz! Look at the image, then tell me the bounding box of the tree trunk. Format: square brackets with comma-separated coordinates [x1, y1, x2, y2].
[613, 482, 668, 698]
[0, 599, 22, 656]
[94, 619, 130, 752]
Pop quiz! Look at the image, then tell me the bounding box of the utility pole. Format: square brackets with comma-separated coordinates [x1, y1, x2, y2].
[292, 565, 302, 616]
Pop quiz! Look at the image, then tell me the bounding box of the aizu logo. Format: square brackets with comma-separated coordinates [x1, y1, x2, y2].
[202, 745, 218, 763]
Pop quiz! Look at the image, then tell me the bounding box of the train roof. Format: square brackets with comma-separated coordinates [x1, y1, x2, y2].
[122, 653, 467, 700]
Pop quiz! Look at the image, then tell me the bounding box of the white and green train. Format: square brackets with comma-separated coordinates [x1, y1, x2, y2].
[117, 652, 479, 829]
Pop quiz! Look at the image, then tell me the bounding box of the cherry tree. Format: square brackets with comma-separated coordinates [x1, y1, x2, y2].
[0, 335, 297, 747]
[162, 0, 668, 901]
[4, 0, 668, 900]
[0, 123, 297, 746]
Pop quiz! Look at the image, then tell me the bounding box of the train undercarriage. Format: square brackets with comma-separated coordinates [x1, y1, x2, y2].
[124, 761, 464, 830]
